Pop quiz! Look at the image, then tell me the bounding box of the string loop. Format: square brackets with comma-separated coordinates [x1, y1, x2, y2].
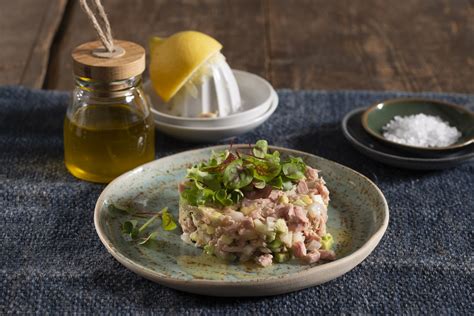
[79, 0, 115, 53]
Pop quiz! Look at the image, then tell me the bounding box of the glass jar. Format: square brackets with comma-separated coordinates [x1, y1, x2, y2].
[65, 40, 155, 183]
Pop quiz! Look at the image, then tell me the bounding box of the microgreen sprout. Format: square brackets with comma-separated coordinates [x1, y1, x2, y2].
[117, 206, 177, 243]
[180, 140, 309, 207]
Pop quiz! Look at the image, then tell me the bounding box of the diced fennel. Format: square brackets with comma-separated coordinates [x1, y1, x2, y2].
[254, 219, 268, 235]
[275, 218, 288, 233]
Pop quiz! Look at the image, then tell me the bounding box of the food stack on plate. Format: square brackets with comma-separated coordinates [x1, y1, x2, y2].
[145, 31, 278, 142]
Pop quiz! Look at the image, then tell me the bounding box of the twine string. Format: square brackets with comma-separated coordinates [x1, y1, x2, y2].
[79, 0, 114, 52]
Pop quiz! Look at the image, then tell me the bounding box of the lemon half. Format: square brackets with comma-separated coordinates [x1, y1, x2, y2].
[149, 31, 223, 102]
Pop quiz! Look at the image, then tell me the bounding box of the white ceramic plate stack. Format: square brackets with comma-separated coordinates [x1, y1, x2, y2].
[144, 70, 278, 142]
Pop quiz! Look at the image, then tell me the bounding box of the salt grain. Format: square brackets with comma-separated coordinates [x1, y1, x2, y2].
[382, 113, 461, 147]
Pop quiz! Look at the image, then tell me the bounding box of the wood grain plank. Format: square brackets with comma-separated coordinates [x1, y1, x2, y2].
[268, 0, 474, 92]
[0, 0, 67, 88]
[45, 0, 267, 90]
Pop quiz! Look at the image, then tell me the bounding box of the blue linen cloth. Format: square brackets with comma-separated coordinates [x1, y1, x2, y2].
[1, 86, 473, 314]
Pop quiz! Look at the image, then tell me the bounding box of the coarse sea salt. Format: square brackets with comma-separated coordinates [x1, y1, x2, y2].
[382, 113, 461, 148]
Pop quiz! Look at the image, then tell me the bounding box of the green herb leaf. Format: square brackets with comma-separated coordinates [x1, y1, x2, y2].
[250, 156, 281, 182]
[223, 159, 254, 189]
[282, 179, 295, 191]
[139, 232, 158, 245]
[122, 220, 139, 239]
[252, 140, 268, 158]
[187, 165, 221, 191]
[161, 208, 178, 231]
[269, 150, 280, 161]
[181, 184, 215, 206]
[180, 140, 309, 207]
[229, 189, 244, 204]
[254, 180, 266, 189]
[269, 175, 283, 189]
[282, 156, 307, 180]
[209, 150, 230, 165]
[215, 189, 233, 206]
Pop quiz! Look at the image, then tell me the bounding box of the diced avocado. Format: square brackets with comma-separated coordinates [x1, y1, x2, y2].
[275, 218, 288, 233]
[274, 252, 290, 263]
[266, 231, 277, 242]
[268, 239, 282, 250]
[203, 244, 214, 255]
[321, 233, 334, 250]
[278, 195, 289, 204]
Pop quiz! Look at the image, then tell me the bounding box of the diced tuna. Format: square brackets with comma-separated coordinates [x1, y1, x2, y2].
[306, 239, 321, 251]
[303, 250, 321, 264]
[241, 218, 254, 229]
[182, 217, 196, 233]
[263, 206, 276, 217]
[297, 181, 309, 194]
[304, 229, 321, 242]
[305, 167, 319, 180]
[294, 206, 309, 224]
[268, 190, 283, 202]
[255, 254, 273, 267]
[319, 250, 336, 260]
[315, 180, 330, 205]
[275, 204, 294, 219]
[292, 241, 307, 258]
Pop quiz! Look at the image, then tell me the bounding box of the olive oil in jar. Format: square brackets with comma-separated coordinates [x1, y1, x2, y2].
[65, 40, 154, 183]
[64, 104, 154, 183]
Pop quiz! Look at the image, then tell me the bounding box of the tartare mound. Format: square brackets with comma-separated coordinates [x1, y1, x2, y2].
[178, 141, 335, 267]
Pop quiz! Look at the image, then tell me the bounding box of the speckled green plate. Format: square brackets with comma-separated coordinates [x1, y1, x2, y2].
[94, 145, 389, 296]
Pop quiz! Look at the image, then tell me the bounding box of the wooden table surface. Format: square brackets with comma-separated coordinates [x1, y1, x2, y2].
[2, 0, 473, 92]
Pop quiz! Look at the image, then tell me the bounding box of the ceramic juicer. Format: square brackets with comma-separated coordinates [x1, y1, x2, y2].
[147, 31, 277, 142]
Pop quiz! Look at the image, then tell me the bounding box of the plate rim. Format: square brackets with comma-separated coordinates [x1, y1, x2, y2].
[94, 145, 389, 290]
[343, 108, 474, 163]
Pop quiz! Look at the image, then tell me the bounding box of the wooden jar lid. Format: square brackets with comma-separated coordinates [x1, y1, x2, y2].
[72, 40, 145, 81]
